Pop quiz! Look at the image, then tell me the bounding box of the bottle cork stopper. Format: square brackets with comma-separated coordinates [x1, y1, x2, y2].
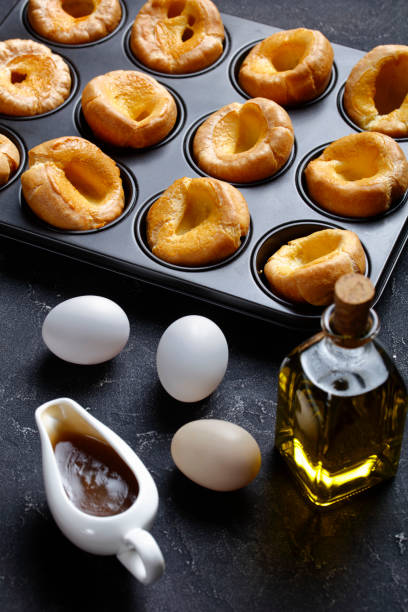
[332, 273, 375, 337]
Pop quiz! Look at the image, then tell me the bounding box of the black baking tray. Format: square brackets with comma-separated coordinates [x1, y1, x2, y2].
[0, 0, 407, 329]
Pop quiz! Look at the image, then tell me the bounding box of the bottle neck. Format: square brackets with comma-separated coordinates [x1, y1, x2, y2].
[321, 304, 380, 349]
[298, 304, 388, 396]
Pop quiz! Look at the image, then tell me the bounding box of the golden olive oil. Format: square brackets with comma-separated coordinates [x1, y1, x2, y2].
[275, 337, 408, 506]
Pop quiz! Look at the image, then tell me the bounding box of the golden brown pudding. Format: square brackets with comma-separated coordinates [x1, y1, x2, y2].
[238, 28, 334, 106]
[82, 70, 177, 148]
[343, 45, 408, 138]
[21, 136, 124, 230]
[0, 39, 71, 116]
[28, 0, 122, 45]
[146, 176, 250, 266]
[130, 0, 225, 74]
[304, 132, 408, 217]
[264, 228, 366, 306]
[193, 97, 294, 183]
[0, 134, 20, 186]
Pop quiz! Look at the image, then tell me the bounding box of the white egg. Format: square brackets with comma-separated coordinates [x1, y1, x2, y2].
[156, 315, 228, 402]
[171, 419, 262, 491]
[42, 296, 130, 364]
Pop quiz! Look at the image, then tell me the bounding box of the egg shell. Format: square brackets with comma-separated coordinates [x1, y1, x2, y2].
[42, 295, 130, 364]
[156, 315, 228, 402]
[171, 419, 261, 491]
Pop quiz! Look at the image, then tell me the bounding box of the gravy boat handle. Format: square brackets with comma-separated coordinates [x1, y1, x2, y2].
[117, 527, 165, 585]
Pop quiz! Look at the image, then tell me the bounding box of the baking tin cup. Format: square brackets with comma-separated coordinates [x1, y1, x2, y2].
[251, 220, 371, 313]
[74, 86, 187, 152]
[229, 40, 338, 106]
[135, 191, 252, 273]
[0, 0, 407, 328]
[20, 162, 138, 235]
[183, 113, 297, 187]
[0, 124, 27, 191]
[295, 143, 408, 222]
[123, 22, 232, 79]
[337, 84, 408, 143]
[21, 0, 128, 48]
[0, 56, 79, 121]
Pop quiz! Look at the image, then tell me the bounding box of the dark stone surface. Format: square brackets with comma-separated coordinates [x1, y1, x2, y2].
[0, 1, 407, 611]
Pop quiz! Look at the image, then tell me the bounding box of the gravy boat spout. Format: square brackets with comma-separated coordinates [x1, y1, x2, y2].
[35, 397, 165, 585]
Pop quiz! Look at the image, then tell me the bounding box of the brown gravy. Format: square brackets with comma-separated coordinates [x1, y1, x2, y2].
[54, 432, 139, 517]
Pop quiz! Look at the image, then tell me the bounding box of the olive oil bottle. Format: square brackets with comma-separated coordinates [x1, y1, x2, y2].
[275, 274, 408, 506]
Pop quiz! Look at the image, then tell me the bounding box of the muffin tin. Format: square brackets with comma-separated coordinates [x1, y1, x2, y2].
[0, 1, 407, 328]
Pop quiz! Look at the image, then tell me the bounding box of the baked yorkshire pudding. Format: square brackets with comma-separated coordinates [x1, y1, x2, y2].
[0, 134, 20, 186]
[304, 132, 408, 218]
[27, 0, 122, 45]
[130, 0, 225, 74]
[193, 98, 294, 183]
[0, 39, 71, 116]
[146, 176, 250, 266]
[21, 136, 124, 230]
[238, 28, 334, 107]
[343, 45, 408, 138]
[264, 228, 366, 306]
[82, 70, 177, 148]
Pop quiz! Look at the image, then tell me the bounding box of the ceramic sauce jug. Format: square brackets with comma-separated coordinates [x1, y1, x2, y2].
[35, 397, 165, 584]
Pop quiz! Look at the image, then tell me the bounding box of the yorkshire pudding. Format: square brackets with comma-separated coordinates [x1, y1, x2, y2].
[0, 39, 71, 116]
[82, 70, 177, 148]
[238, 28, 334, 107]
[0, 134, 20, 186]
[146, 176, 250, 266]
[193, 97, 294, 183]
[304, 132, 408, 217]
[28, 0, 122, 44]
[130, 0, 225, 74]
[21, 136, 124, 230]
[264, 228, 366, 306]
[343, 45, 408, 138]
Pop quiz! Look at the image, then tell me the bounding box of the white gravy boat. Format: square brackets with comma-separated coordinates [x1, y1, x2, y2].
[35, 397, 165, 585]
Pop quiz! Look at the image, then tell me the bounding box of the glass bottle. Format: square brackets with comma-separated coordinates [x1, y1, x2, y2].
[275, 274, 408, 507]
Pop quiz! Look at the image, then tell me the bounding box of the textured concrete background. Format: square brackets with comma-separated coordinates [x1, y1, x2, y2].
[0, 1, 407, 611]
